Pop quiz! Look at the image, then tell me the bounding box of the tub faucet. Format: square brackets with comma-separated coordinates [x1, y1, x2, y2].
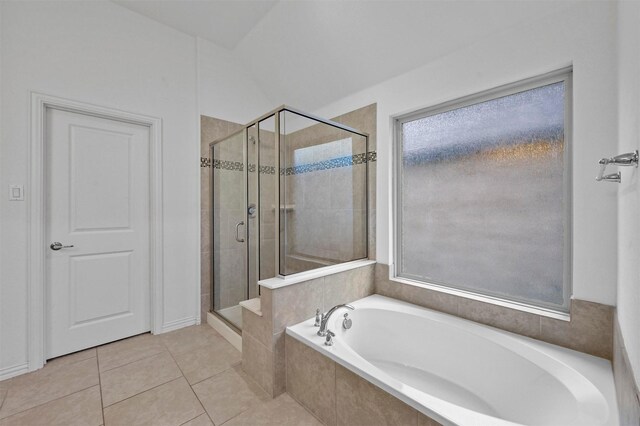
[317, 304, 354, 337]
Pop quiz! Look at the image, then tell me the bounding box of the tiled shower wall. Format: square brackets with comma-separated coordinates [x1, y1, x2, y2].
[201, 116, 244, 322]
[325, 104, 377, 259]
[282, 120, 369, 273]
[211, 131, 248, 314]
[202, 105, 377, 322]
[280, 104, 378, 273]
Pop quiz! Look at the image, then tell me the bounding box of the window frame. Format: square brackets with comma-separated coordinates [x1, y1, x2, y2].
[393, 67, 573, 315]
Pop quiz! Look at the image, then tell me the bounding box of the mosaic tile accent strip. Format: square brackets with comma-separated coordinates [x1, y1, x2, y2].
[212, 159, 244, 171]
[284, 151, 376, 176]
[205, 151, 376, 175]
[259, 165, 276, 175]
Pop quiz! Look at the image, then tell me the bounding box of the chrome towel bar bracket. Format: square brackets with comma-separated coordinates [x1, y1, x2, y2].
[596, 150, 638, 183]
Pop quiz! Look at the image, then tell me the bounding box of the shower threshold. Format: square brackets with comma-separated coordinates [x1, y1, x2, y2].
[215, 305, 243, 331]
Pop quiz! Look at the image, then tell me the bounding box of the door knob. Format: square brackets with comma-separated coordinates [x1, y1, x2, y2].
[50, 242, 74, 250]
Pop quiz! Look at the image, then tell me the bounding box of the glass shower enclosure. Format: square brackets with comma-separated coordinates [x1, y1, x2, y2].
[210, 106, 369, 331]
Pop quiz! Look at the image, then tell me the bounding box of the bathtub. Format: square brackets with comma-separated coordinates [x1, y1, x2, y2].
[286, 295, 619, 426]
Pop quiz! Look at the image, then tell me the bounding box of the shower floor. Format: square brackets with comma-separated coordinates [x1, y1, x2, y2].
[217, 305, 243, 330]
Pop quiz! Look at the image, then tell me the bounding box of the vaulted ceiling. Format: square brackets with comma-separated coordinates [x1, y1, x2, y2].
[112, 0, 579, 111]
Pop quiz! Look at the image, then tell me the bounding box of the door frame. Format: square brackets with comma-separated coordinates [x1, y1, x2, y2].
[28, 92, 164, 371]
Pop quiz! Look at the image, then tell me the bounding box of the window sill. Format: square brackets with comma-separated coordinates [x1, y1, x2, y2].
[389, 275, 570, 322]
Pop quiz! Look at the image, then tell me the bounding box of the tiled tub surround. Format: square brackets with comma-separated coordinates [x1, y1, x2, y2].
[286, 295, 619, 426]
[286, 334, 440, 426]
[241, 263, 375, 397]
[376, 264, 614, 360]
[613, 315, 640, 425]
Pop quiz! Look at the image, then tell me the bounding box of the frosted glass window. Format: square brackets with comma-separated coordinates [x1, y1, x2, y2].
[396, 74, 571, 312]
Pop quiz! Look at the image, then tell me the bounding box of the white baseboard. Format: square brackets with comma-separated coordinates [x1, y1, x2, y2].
[0, 363, 29, 381]
[161, 316, 198, 334]
[206, 312, 242, 352]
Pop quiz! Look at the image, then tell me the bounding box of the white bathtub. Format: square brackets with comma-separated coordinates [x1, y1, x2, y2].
[286, 295, 619, 426]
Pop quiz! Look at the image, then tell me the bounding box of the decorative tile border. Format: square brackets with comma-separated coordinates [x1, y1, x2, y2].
[201, 151, 377, 175]
[259, 165, 276, 175]
[212, 159, 244, 171]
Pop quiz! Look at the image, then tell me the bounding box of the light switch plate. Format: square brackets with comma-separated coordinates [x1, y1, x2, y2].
[9, 185, 24, 201]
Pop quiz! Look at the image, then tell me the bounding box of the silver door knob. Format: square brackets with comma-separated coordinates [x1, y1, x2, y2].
[50, 242, 74, 250]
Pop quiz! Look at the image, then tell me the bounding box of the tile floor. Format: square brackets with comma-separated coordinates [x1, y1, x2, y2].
[0, 325, 322, 426]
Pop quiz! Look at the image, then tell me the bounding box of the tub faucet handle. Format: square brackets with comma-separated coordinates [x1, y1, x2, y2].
[342, 313, 352, 330]
[318, 304, 354, 336]
[314, 309, 323, 327]
[324, 330, 335, 346]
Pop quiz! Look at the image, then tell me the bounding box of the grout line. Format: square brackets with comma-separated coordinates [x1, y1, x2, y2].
[96, 351, 106, 426]
[179, 412, 213, 426]
[285, 391, 324, 425]
[102, 377, 185, 410]
[163, 344, 208, 419]
[101, 373, 183, 408]
[46, 351, 97, 369]
[98, 347, 169, 374]
[0, 380, 10, 411]
[219, 402, 260, 426]
[100, 351, 187, 409]
[188, 363, 238, 387]
[0, 384, 99, 421]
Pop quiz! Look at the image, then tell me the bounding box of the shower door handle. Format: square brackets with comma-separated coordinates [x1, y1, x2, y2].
[235, 221, 245, 243]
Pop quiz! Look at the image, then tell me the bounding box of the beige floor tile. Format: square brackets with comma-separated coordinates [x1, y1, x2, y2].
[224, 393, 322, 426]
[172, 337, 241, 384]
[180, 413, 213, 426]
[0, 379, 10, 410]
[0, 386, 102, 426]
[160, 325, 222, 356]
[100, 351, 182, 406]
[98, 333, 166, 372]
[192, 366, 269, 425]
[418, 412, 443, 426]
[46, 348, 96, 368]
[0, 357, 99, 419]
[104, 377, 204, 426]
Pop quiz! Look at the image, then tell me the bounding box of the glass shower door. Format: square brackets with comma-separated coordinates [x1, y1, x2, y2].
[211, 131, 247, 330]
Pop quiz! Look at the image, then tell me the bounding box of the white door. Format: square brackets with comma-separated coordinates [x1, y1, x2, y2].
[46, 108, 151, 359]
